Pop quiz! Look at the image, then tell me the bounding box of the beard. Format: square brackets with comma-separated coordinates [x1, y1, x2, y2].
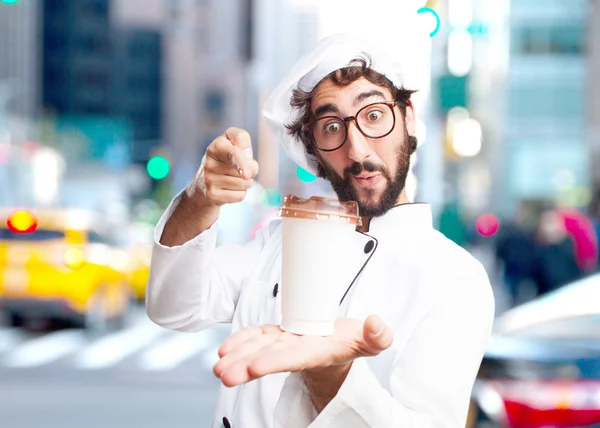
[318, 126, 412, 218]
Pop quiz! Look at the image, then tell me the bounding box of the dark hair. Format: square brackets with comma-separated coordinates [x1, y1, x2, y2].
[285, 55, 419, 162]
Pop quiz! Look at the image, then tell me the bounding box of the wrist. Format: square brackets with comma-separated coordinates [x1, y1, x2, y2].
[159, 189, 220, 247]
[302, 363, 352, 413]
[304, 362, 352, 380]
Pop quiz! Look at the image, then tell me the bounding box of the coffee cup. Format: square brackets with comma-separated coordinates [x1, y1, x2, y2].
[278, 195, 362, 336]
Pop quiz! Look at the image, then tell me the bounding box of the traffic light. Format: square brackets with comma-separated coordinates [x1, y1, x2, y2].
[1, 0, 20, 4]
[146, 156, 170, 180]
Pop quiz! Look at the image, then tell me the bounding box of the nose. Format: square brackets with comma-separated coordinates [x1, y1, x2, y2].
[345, 120, 371, 163]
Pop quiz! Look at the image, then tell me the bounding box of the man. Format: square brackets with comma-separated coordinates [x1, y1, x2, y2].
[147, 34, 495, 428]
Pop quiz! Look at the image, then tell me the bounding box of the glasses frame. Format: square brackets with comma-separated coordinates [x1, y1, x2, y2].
[303, 101, 398, 152]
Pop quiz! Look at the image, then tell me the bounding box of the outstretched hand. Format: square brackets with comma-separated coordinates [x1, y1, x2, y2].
[213, 315, 394, 387]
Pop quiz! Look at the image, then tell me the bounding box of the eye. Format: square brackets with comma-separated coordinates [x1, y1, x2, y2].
[366, 110, 383, 122]
[323, 122, 342, 135]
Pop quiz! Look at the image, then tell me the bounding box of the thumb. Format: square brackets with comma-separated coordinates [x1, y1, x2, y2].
[363, 315, 393, 353]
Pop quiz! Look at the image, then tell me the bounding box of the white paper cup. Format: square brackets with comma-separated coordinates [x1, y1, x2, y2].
[278, 196, 362, 336]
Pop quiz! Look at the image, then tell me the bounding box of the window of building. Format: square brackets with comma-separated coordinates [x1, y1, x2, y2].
[127, 76, 146, 91]
[81, 104, 109, 115]
[45, 33, 66, 51]
[78, 35, 109, 54]
[77, 0, 108, 18]
[44, 68, 66, 88]
[509, 83, 584, 119]
[518, 24, 586, 55]
[166, 0, 182, 22]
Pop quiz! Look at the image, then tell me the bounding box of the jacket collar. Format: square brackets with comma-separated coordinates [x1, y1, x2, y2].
[364, 203, 433, 237]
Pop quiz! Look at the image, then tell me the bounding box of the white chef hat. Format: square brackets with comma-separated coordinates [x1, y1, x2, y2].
[262, 33, 405, 177]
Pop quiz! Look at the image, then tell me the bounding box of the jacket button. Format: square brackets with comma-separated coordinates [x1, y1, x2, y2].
[222, 416, 231, 428]
[364, 240, 375, 253]
[273, 283, 279, 297]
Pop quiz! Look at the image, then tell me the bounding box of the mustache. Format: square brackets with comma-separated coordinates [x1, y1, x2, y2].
[344, 160, 388, 178]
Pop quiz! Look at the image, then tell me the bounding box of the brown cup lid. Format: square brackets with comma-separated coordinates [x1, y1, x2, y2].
[278, 195, 362, 226]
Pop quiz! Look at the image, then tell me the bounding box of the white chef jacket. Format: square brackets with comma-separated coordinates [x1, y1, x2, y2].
[146, 191, 495, 428]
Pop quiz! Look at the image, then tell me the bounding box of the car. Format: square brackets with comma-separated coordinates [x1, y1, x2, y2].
[468, 273, 600, 428]
[0, 208, 132, 330]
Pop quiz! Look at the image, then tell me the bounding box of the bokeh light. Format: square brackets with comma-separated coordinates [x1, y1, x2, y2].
[296, 166, 317, 183]
[476, 214, 499, 237]
[264, 188, 282, 207]
[6, 210, 38, 233]
[146, 156, 170, 180]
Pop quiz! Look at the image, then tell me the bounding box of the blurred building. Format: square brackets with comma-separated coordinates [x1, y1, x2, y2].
[500, 0, 589, 214]
[41, 0, 162, 165]
[0, 0, 41, 119]
[441, 0, 511, 218]
[157, 0, 256, 191]
[42, 0, 111, 116]
[252, 0, 321, 196]
[440, 0, 591, 220]
[110, 28, 162, 162]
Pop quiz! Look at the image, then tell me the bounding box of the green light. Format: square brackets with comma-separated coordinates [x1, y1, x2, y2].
[265, 189, 281, 207]
[1, 0, 20, 3]
[296, 166, 317, 183]
[146, 156, 170, 180]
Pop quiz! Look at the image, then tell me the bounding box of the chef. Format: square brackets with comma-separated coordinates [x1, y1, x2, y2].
[146, 33, 495, 428]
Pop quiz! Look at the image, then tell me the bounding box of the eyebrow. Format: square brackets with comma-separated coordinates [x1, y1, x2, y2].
[313, 90, 388, 119]
[314, 103, 339, 118]
[353, 90, 387, 106]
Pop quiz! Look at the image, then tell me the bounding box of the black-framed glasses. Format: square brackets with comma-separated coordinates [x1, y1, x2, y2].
[304, 101, 398, 152]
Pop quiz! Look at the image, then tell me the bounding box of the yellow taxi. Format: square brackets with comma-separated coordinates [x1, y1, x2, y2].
[0, 209, 132, 330]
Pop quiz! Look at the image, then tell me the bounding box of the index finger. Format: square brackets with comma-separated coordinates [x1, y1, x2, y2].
[209, 137, 251, 178]
[224, 128, 253, 159]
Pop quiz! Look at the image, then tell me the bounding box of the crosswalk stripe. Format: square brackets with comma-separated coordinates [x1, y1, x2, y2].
[74, 321, 165, 369]
[4, 330, 86, 368]
[0, 328, 26, 353]
[138, 331, 216, 371]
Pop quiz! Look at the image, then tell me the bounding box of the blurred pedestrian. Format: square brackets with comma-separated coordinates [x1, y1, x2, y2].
[533, 210, 582, 296]
[494, 220, 537, 306]
[556, 207, 598, 274]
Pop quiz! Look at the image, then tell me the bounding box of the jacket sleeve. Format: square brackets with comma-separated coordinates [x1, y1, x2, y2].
[145, 191, 273, 332]
[273, 265, 495, 428]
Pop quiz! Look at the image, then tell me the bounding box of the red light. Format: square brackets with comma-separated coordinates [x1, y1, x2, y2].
[476, 214, 499, 237]
[6, 210, 38, 233]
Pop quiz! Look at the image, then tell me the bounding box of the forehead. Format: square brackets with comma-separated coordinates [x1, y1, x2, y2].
[310, 77, 392, 113]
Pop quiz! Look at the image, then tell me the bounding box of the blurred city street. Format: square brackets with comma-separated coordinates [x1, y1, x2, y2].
[1, 0, 600, 426]
[0, 306, 229, 428]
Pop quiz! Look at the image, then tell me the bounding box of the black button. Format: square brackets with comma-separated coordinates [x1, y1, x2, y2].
[222, 416, 231, 428]
[364, 240, 375, 253]
[273, 283, 279, 297]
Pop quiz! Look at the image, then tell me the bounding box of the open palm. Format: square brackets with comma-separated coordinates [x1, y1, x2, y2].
[213, 315, 393, 387]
